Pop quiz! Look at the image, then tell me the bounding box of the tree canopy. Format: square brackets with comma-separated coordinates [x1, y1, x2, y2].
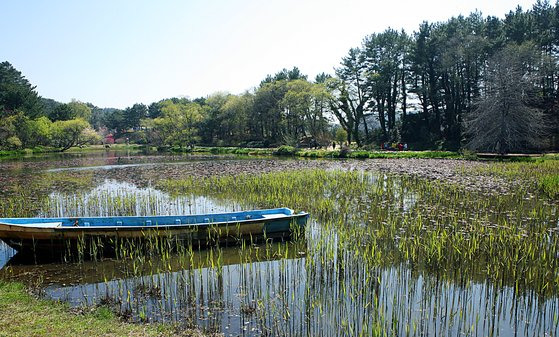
[1, 1, 558, 153]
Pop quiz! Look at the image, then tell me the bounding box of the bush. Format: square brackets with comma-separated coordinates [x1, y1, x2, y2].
[349, 150, 370, 159]
[338, 146, 351, 158]
[6, 136, 22, 149]
[245, 141, 266, 148]
[274, 145, 298, 156]
[127, 131, 149, 145]
[460, 148, 478, 160]
[299, 149, 329, 158]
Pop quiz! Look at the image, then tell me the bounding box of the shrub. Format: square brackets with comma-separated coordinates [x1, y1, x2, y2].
[274, 145, 298, 156]
[349, 151, 370, 159]
[460, 149, 478, 160]
[6, 136, 22, 149]
[338, 146, 351, 158]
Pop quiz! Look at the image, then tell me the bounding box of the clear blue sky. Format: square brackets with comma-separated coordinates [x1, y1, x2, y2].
[1, 0, 539, 108]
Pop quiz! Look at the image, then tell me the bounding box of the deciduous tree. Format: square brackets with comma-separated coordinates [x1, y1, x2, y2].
[464, 44, 547, 153]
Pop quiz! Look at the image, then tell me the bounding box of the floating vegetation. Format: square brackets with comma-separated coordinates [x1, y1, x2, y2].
[0, 155, 558, 336]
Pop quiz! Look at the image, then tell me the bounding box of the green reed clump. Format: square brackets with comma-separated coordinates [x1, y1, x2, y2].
[2, 160, 558, 336]
[159, 169, 559, 299]
[539, 174, 559, 199]
[470, 156, 559, 199]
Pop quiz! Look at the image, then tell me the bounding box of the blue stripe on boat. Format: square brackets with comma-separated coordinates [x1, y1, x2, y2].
[0, 207, 299, 228]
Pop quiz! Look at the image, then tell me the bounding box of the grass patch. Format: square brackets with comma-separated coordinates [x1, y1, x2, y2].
[470, 155, 559, 199]
[65, 144, 143, 152]
[539, 174, 559, 199]
[0, 281, 206, 337]
[273, 145, 298, 155]
[191, 146, 461, 159]
[0, 147, 58, 159]
[0, 144, 143, 160]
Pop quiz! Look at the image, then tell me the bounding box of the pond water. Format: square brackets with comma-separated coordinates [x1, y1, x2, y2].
[0, 151, 557, 336]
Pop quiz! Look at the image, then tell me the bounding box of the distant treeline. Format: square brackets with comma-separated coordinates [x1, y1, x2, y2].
[1, 1, 558, 152]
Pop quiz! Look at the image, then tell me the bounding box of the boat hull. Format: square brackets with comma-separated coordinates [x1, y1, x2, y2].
[0, 208, 308, 256]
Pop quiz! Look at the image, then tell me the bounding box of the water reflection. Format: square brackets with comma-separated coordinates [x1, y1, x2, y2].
[0, 153, 557, 336]
[4, 247, 556, 336]
[44, 179, 241, 218]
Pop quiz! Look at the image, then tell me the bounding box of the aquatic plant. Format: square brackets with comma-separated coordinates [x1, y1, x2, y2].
[0, 158, 558, 336]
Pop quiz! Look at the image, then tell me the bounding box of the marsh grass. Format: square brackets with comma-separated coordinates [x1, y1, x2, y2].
[160, 169, 559, 298]
[468, 156, 559, 199]
[0, 161, 558, 336]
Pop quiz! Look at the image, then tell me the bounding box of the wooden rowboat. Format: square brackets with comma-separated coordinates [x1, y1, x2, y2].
[0, 207, 309, 254]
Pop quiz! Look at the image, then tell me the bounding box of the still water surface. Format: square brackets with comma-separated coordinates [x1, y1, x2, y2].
[0, 151, 557, 336]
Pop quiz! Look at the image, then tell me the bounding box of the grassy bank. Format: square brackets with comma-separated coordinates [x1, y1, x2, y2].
[0, 146, 59, 158]
[190, 145, 461, 159]
[0, 144, 143, 159]
[4, 144, 555, 162]
[0, 281, 206, 337]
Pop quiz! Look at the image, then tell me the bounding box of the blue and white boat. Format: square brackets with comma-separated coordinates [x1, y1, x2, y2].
[0, 207, 309, 253]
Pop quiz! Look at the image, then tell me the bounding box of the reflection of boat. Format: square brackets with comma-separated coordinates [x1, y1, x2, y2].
[0, 208, 308, 253]
[1, 241, 307, 286]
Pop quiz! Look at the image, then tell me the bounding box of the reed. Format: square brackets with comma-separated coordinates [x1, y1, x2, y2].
[0, 159, 557, 336]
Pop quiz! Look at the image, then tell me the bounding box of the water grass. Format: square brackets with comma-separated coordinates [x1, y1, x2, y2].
[467, 155, 559, 199]
[0, 157, 558, 336]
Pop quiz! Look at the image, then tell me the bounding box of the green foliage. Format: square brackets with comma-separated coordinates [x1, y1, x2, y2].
[298, 149, 333, 158]
[334, 128, 347, 144]
[49, 101, 92, 122]
[0, 113, 18, 147]
[125, 103, 147, 129]
[67, 100, 92, 121]
[198, 92, 252, 146]
[50, 103, 72, 121]
[281, 79, 331, 144]
[0, 61, 43, 118]
[274, 145, 298, 155]
[538, 174, 559, 199]
[19, 116, 53, 146]
[79, 127, 102, 145]
[146, 100, 204, 148]
[470, 157, 559, 199]
[5, 135, 22, 149]
[50, 118, 90, 151]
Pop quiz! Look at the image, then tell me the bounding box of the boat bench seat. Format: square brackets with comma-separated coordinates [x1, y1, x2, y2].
[261, 214, 287, 219]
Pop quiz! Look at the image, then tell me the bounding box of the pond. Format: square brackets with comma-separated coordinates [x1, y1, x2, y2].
[0, 151, 557, 336]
